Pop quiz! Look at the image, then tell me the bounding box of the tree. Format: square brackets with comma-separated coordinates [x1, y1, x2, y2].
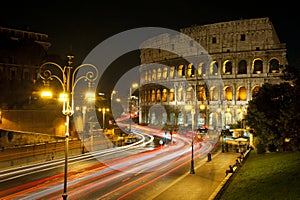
[246, 82, 299, 152]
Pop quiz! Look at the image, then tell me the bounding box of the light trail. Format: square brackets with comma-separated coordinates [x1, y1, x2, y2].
[0, 124, 218, 200]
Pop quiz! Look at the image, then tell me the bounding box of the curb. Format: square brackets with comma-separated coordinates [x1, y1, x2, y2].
[208, 148, 252, 200]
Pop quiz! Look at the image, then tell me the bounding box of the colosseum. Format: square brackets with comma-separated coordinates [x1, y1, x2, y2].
[138, 17, 288, 131]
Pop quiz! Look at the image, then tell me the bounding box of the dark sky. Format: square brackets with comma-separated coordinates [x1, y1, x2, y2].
[1, 1, 299, 95]
[1, 1, 299, 64]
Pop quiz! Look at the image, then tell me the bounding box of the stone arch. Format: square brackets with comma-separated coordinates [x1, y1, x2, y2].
[187, 63, 195, 77]
[169, 88, 175, 102]
[197, 85, 207, 101]
[156, 89, 161, 102]
[224, 86, 233, 101]
[268, 58, 280, 73]
[147, 69, 151, 81]
[251, 85, 260, 98]
[141, 71, 146, 84]
[252, 58, 263, 74]
[210, 86, 219, 101]
[210, 61, 218, 75]
[157, 67, 162, 80]
[223, 60, 232, 74]
[177, 64, 184, 77]
[152, 68, 157, 81]
[151, 89, 156, 102]
[169, 66, 175, 79]
[201, 62, 207, 76]
[170, 111, 176, 125]
[149, 105, 166, 126]
[197, 62, 204, 76]
[238, 60, 247, 74]
[162, 88, 168, 102]
[186, 86, 194, 101]
[237, 86, 247, 101]
[178, 112, 183, 125]
[178, 87, 184, 102]
[225, 112, 232, 125]
[163, 66, 168, 79]
[209, 112, 218, 129]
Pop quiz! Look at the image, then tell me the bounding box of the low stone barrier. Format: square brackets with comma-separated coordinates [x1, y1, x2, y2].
[212, 148, 251, 200]
[0, 129, 65, 148]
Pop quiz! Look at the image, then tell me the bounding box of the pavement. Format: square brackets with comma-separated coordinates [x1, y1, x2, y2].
[149, 147, 250, 200]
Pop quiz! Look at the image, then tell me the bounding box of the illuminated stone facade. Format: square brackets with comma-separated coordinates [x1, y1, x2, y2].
[139, 17, 288, 130]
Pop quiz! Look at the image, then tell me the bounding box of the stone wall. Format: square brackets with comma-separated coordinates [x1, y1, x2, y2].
[0, 109, 66, 136]
[0, 139, 82, 170]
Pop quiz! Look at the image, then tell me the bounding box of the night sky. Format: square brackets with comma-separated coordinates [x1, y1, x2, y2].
[1, 1, 299, 94]
[1, 2, 298, 62]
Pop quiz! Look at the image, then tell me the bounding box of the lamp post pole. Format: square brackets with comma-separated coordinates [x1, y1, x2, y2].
[102, 109, 106, 129]
[190, 108, 195, 174]
[129, 83, 138, 133]
[39, 55, 98, 200]
[82, 106, 87, 154]
[129, 86, 132, 133]
[98, 108, 109, 130]
[184, 103, 195, 174]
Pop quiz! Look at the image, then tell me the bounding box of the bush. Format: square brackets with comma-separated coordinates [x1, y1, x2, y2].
[253, 136, 266, 154]
[256, 143, 266, 154]
[268, 143, 277, 152]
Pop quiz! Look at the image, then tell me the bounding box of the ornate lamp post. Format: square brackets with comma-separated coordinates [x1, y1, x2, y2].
[39, 55, 98, 200]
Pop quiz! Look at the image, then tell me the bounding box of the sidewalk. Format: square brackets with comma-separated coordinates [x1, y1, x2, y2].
[151, 148, 246, 200]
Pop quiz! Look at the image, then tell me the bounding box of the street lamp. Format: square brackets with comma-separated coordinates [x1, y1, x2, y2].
[199, 103, 206, 127]
[39, 55, 98, 200]
[129, 82, 138, 133]
[111, 90, 117, 100]
[98, 107, 110, 129]
[184, 103, 195, 174]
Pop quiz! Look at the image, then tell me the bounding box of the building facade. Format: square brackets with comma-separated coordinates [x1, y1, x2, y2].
[0, 26, 51, 109]
[139, 17, 288, 130]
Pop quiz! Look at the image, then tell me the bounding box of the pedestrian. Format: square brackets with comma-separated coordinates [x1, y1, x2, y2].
[225, 165, 233, 176]
[235, 159, 240, 167]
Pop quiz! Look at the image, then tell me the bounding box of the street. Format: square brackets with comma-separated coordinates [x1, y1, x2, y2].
[0, 125, 217, 199]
